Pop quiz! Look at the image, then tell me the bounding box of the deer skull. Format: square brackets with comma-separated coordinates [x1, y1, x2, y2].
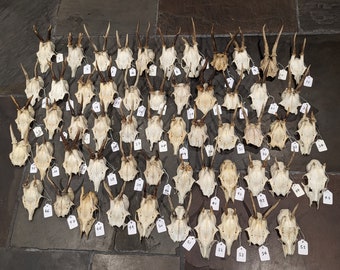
[222, 74, 242, 111]
[135, 22, 155, 75]
[115, 30, 134, 70]
[249, 74, 268, 118]
[188, 116, 208, 148]
[75, 74, 95, 114]
[268, 157, 294, 197]
[242, 106, 264, 148]
[288, 33, 307, 84]
[218, 159, 239, 202]
[168, 116, 187, 155]
[196, 166, 216, 198]
[145, 111, 164, 151]
[118, 142, 138, 182]
[215, 109, 238, 152]
[119, 111, 138, 143]
[172, 79, 191, 115]
[232, 27, 251, 77]
[49, 61, 69, 103]
[61, 132, 84, 176]
[33, 141, 54, 180]
[43, 102, 63, 140]
[123, 69, 141, 112]
[92, 110, 111, 151]
[67, 32, 85, 77]
[297, 111, 317, 155]
[144, 155, 164, 186]
[9, 124, 31, 167]
[244, 154, 268, 197]
[33, 25, 55, 73]
[146, 73, 167, 112]
[68, 102, 88, 141]
[267, 117, 288, 150]
[22, 177, 43, 221]
[20, 61, 43, 106]
[173, 161, 195, 204]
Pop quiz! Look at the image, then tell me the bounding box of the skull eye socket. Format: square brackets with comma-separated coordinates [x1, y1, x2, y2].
[309, 187, 313, 192]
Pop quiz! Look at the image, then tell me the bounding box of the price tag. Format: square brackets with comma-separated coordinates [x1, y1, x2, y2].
[291, 141, 299, 152]
[227, 77, 234, 88]
[292, 183, 305, 197]
[205, 144, 214, 157]
[323, 189, 333, 205]
[33, 126, 44, 137]
[137, 105, 146, 117]
[236, 246, 247, 262]
[179, 147, 188, 160]
[210, 196, 220, 211]
[260, 147, 270, 160]
[149, 64, 157, 76]
[83, 132, 90, 144]
[110, 66, 117, 77]
[158, 104, 167, 115]
[163, 184, 172, 195]
[303, 75, 313, 87]
[213, 104, 222, 116]
[107, 173, 117, 186]
[268, 103, 278, 114]
[66, 99, 74, 111]
[239, 107, 248, 119]
[56, 53, 64, 63]
[134, 177, 144, 191]
[156, 218, 167, 233]
[83, 64, 91, 74]
[92, 101, 101, 113]
[111, 141, 119, 152]
[236, 143, 245, 154]
[299, 102, 311, 114]
[174, 67, 181, 76]
[235, 186, 245, 201]
[127, 220, 137, 235]
[182, 236, 196, 251]
[129, 67, 136, 77]
[298, 239, 308, 255]
[257, 193, 268, 208]
[43, 203, 53, 218]
[41, 97, 50, 109]
[187, 108, 194, 120]
[215, 242, 226, 258]
[316, 139, 327, 152]
[159, 140, 168, 152]
[51, 165, 60, 177]
[259, 245, 270, 261]
[80, 163, 87, 175]
[95, 221, 105, 237]
[113, 97, 122, 108]
[278, 69, 287, 80]
[134, 139, 142, 151]
[251, 66, 259, 75]
[67, 215, 78, 230]
[59, 131, 68, 141]
[30, 163, 38, 174]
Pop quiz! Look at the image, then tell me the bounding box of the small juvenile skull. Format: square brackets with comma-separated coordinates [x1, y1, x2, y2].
[44, 102, 63, 140]
[9, 124, 31, 167]
[268, 157, 293, 197]
[288, 33, 307, 84]
[22, 177, 43, 221]
[135, 22, 155, 75]
[33, 141, 54, 180]
[49, 61, 69, 103]
[118, 142, 138, 182]
[215, 109, 238, 152]
[244, 154, 268, 197]
[173, 161, 195, 204]
[242, 107, 264, 148]
[168, 116, 187, 155]
[67, 32, 85, 78]
[144, 155, 164, 186]
[267, 117, 289, 150]
[21, 61, 43, 106]
[75, 74, 95, 114]
[297, 111, 317, 155]
[115, 30, 134, 70]
[218, 159, 239, 202]
[172, 80, 191, 115]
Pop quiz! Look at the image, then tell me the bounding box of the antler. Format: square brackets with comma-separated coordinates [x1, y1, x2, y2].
[33, 25, 44, 42]
[115, 30, 122, 48]
[263, 199, 280, 219]
[118, 181, 127, 199]
[20, 63, 29, 81]
[249, 191, 257, 217]
[272, 25, 284, 57]
[103, 181, 114, 200]
[10, 95, 20, 110]
[102, 22, 110, 51]
[9, 124, 17, 144]
[83, 24, 99, 52]
[210, 24, 217, 53]
[295, 65, 311, 93]
[191, 17, 197, 45]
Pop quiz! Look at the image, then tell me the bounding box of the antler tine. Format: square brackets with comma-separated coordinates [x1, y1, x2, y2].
[249, 191, 257, 217]
[46, 175, 61, 195]
[231, 107, 238, 126]
[158, 27, 165, 46]
[200, 145, 205, 167]
[118, 181, 127, 199]
[286, 151, 295, 169]
[241, 105, 249, 126]
[234, 72, 243, 92]
[77, 32, 83, 48]
[115, 30, 122, 48]
[9, 124, 17, 144]
[134, 69, 140, 87]
[20, 63, 29, 81]
[47, 25, 52, 41]
[292, 203, 299, 216]
[210, 141, 217, 167]
[272, 25, 284, 57]
[60, 130, 69, 149]
[83, 142, 95, 159]
[83, 24, 98, 52]
[167, 195, 175, 212]
[262, 24, 269, 57]
[119, 136, 125, 158]
[67, 98, 75, 116]
[103, 181, 114, 200]
[10, 95, 20, 110]
[145, 72, 154, 92]
[34, 60, 39, 79]
[191, 17, 197, 44]
[98, 137, 108, 158]
[33, 25, 44, 42]
[287, 66, 292, 89]
[225, 30, 238, 54]
[49, 61, 56, 81]
[263, 199, 281, 219]
[60, 60, 67, 79]
[66, 175, 73, 191]
[96, 61, 106, 82]
[240, 26, 245, 49]
[173, 27, 181, 47]
[136, 21, 142, 48]
[25, 96, 33, 109]
[210, 24, 217, 53]
[145, 22, 151, 48]
[68, 32, 73, 46]
[199, 57, 208, 84]
[301, 37, 306, 56]
[292, 32, 297, 56]
[258, 104, 265, 123]
[102, 22, 110, 51]
[248, 153, 254, 168]
[186, 192, 193, 214]
[296, 65, 311, 92]
[160, 72, 166, 92]
[125, 33, 129, 48]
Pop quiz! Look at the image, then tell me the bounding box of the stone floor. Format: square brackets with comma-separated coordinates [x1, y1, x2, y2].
[0, 1, 340, 269]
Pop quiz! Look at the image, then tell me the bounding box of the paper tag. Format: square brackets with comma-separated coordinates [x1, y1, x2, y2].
[66, 99, 74, 111]
[260, 147, 270, 161]
[227, 77, 234, 88]
[127, 220, 137, 235]
[51, 165, 60, 177]
[215, 242, 226, 258]
[110, 66, 117, 77]
[80, 163, 87, 175]
[236, 143, 245, 154]
[107, 172, 117, 186]
[291, 141, 299, 152]
[259, 245, 270, 261]
[83, 64, 91, 74]
[67, 215, 78, 230]
[182, 236, 196, 251]
[43, 203, 53, 218]
[156, 218, 167, 233]
[134, 139, 142, 151]
[187, 108, 194, 120]
[111, 141, 119, 152]
[158, 105, 167, 115]
[205, 144, 214, 157]
[257, 193, 269, 208]
[210, 196, 220, 211]
[292, 183, 305, 197]
[278, 69, 287, 80]
[95, 221, 105, 237]
[137, 105, 146, 117]
[239, 107, 248, 119]
[300, 102, 311, 114]
[149, 64, 157, 76]
[159, 140, 168, 152]
[30, 163, 38, 173]
[92, 101, 101, 113]
[251, 66, 259, 75]
[174, 67, 181, 76]
[268, 103, 279, 114]
[33, 126, 44, 137]
[235, 186, 245, 201]
[298, 239, 308, 255]
[83, 132, 90, 144]
[59, 131, 68, 142]
[316, 139, 327, 152]
[56, 53, 64, 63]
[113, 97, 122, 108]
[129, 67, 136, 77]
[303, 75, 313, 87]
[179, 147, 188, 159]
[134, 177, 144, 191]
[41, 97, 50, 109]
[163, 183, 172, 195]
[236, 246, 247, 262]
[213, 104, 222, 116]
[323, 189, 333, 205]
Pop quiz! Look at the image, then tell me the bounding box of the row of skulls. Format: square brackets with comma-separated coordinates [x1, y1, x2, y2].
[9, 19, 329, 260]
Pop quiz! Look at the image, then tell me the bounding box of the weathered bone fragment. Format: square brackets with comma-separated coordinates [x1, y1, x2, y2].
[289, 33, 307, 84]
[136, 22, 155, 75]
[218, 159, 239, 202]
[49, 61, 69, 103]
[168, 116, 187, 155]
[297, 111, 317, 155]
[115, 30, 134, 70]
[33, 141, 54, 180]
[21, 61, 44, 106]
[173, 160, 195, 204]
[244, 154, 268, 197]
[9, 124, 31, 167]
[232, 27, 251, 77]
[33, 25, 55, 73]
[43, 102, 63, 140]
[67, 32, 85, 77]
[22, 177, 44, 221]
